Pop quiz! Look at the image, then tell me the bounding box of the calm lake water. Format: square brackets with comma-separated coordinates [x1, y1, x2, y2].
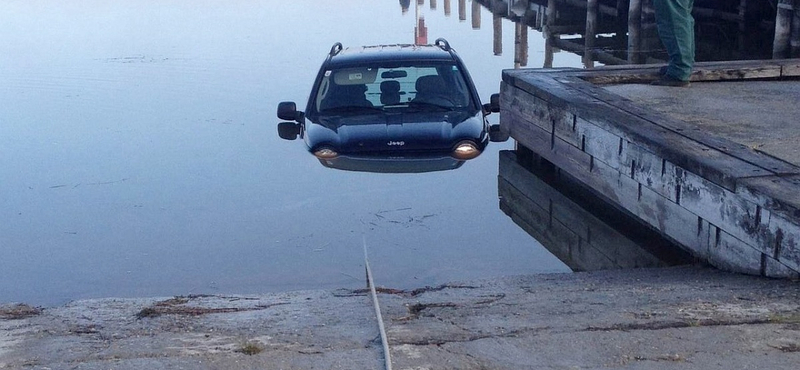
[1, 0, 587, 307]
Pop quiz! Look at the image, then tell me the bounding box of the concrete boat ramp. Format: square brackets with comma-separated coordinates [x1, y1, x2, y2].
[500, 59, 800, 278]
[2, 266, 800, 369]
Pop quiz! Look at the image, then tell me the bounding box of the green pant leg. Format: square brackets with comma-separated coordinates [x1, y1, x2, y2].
[654, 0, 695, 81]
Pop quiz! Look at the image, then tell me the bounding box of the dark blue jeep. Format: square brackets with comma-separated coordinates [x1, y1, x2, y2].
[277, 38, 502, 173]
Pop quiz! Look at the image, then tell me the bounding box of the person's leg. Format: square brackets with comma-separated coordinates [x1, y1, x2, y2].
[654, 0, 694, 81]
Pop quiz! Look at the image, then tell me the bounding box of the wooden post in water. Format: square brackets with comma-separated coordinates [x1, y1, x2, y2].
[472, 0, 481, 29]
[584, 0, 598, 68]
[444, 0, 451, 16]
[628, 0, 643, 63]
[793, 0, 800, 57]
[494, 13, 503, 55]
[514, 23, 529, 68]
[544, 0, 556, 68]
[459, 0, 466, 21]
[521, 21, 528, 67]
[738, 0, 747, 58]
[774, 0, 793, 58]
[430, 0, 437, 10]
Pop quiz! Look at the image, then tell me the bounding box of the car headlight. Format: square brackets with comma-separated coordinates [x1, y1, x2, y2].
[313, 147, 339, 159]
[451, 140, 481, 160]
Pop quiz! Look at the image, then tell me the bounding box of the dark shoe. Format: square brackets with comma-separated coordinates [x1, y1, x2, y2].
[651, 75, 690, 87]
[658, 65, 668, 76]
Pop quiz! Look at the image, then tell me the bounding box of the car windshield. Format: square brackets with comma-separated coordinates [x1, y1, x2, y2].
[313, 62, 474, 114]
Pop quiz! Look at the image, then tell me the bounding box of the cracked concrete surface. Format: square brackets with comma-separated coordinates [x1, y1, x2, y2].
[2, 266, 800, 369]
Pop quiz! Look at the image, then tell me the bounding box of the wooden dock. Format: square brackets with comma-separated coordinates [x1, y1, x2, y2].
[475, 0, 800, 67]
[499, 59, 800, 277]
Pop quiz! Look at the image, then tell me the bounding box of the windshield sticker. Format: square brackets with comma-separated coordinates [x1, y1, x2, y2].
[349, 73, 363, 81]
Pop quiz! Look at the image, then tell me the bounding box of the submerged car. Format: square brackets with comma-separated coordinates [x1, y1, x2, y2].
[277, 38, 503, 173]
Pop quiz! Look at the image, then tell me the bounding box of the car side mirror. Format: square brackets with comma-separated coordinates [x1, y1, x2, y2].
[277, 101, 304, 122]
[488, 93, 500, 113]
[277, 122, 301, 140]
[489, 124, 509, 143]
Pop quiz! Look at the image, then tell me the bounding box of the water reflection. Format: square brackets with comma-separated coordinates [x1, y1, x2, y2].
[0, 0, 575, 306]
[499, 150, 693, 271]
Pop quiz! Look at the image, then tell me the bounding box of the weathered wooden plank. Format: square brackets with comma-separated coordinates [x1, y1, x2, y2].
[591, 152, 710, 255]
[764, 256, 800, 279]
[560, 116, 682, 203]
[498, 179, 584, 267]
[500, 81, 578, 148]
[708, 226, 764, 276]
[679, 170, 762, 252]
[692, 66, 783, 81]
[764, 211, 800, 273]
[521, 130, 708, 257]
[785, 63, 800, 76]
[629, 143, 681, 203]
[737, 175, 800, 220]
[574, 59, 800, 84]
[498, 151, 668, 271]
[499, 192, 551, 241]
[504, 71, 794, 192]
[502, 109, 553, 155]
[573, 117, 627, 174]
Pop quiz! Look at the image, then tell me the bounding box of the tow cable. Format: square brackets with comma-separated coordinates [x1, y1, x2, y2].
[363, 237, 393, 370]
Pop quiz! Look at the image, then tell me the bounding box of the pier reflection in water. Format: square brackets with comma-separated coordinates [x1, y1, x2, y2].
[499, 149, 693, 271]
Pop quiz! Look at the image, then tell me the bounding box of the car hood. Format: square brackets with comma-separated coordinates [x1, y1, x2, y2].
[305, 110, 485, 153]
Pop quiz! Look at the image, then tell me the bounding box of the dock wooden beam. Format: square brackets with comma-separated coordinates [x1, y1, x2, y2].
[499, 60, 800, 278]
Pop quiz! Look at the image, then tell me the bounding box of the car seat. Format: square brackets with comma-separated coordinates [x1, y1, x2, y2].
[413, 75, 450, 105]
[380, 80, 401, 105]
[320, 84, 373, 111]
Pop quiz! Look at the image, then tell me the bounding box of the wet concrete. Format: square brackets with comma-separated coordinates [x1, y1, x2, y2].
[2, 266, 800, 369]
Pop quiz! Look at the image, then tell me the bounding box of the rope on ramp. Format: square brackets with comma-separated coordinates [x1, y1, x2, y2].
[363, 236, 393, 370]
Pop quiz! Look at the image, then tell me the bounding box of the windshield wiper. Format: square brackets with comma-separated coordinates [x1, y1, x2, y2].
[407, 101, 453, 111]
[320, 105, 384, 114]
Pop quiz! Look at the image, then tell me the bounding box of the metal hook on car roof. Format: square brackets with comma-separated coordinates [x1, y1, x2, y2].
[329, 42, 343, 56]
[434, 38, 451, 51]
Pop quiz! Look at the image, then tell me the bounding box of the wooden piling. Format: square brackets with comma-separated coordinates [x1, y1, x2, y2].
[494, 13, 503, 55]
[521, 21, 529, 66]
[585, 0, 598, 68]
[544, 0, 557, 68]
[793, 0, 800, 57]
[774, 0, 793, 58]
[472, 0, 482, 29]
[459, 0, 467, 21]
[628, 0, 643, 63]
[515, 23, 529, 68]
